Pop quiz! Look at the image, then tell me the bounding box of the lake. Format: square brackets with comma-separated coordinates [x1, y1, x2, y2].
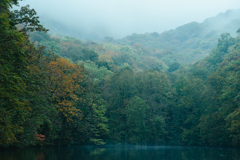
[0, 145, 239, 160]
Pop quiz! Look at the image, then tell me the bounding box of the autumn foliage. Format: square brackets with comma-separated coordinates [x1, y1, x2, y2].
[36, 134, 45, 141]
[46, 57, 84, 122]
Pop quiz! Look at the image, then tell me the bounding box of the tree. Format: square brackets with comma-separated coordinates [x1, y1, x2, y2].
[136, 71, 171, 144]
[0, 0, 49, 147]
[46, 58, 84, 121]
[126, 96, 149, 144]
[104, 67, 136, 142]
[168, 62, 180, 72]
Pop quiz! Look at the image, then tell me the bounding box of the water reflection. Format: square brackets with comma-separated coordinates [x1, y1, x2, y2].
[0, 145, 239, 160]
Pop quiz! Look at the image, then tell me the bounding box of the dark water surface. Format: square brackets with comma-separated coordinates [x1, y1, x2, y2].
[0, 145, 240, 160]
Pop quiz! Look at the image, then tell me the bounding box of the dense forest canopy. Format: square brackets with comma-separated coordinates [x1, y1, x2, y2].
[1, 0, 240, 148]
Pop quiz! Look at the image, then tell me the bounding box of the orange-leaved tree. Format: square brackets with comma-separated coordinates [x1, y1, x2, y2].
[46, 57, 84, 123]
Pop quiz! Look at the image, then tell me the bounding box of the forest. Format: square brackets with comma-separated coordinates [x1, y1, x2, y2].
[1, 0, 240, 148]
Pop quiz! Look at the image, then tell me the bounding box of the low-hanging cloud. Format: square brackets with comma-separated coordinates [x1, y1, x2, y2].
[17, 0, 240, 40]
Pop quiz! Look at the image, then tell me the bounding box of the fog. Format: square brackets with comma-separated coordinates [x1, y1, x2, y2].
[17, 0, 240, 40]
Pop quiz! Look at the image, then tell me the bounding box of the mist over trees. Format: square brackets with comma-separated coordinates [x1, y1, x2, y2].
[1, 0, 240, 148]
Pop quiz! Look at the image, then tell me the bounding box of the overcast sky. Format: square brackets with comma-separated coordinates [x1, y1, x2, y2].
[17, 0, 240, 39]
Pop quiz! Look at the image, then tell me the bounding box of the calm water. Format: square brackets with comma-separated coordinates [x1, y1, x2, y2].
[0, 145, 240, 160]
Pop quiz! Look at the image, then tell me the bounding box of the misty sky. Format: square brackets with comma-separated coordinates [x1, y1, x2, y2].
[18, 0, 240, 39]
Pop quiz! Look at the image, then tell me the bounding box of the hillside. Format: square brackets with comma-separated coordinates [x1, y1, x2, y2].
[36, 9, 240, 65]
[102, 9, 240, 64]
[29, 9, 240, 73]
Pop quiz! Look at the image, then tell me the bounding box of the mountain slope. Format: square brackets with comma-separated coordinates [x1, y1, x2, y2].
[102, 9, 240, 64]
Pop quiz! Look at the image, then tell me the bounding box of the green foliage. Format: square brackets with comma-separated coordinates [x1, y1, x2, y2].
[81, 48, 98, 62]
[103, 67, 136, 142]
[77, 60, 112, 82]
[10, 5, 48, 34]
[168, 62, 180, 72]
[204, 33, 235, 70]
[0, 0, 44, 146]
[2, 1, 240, 148]
[126, 96, 149, 144]
[73, 77, 109, 145]
[101, 10, 240, 65]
